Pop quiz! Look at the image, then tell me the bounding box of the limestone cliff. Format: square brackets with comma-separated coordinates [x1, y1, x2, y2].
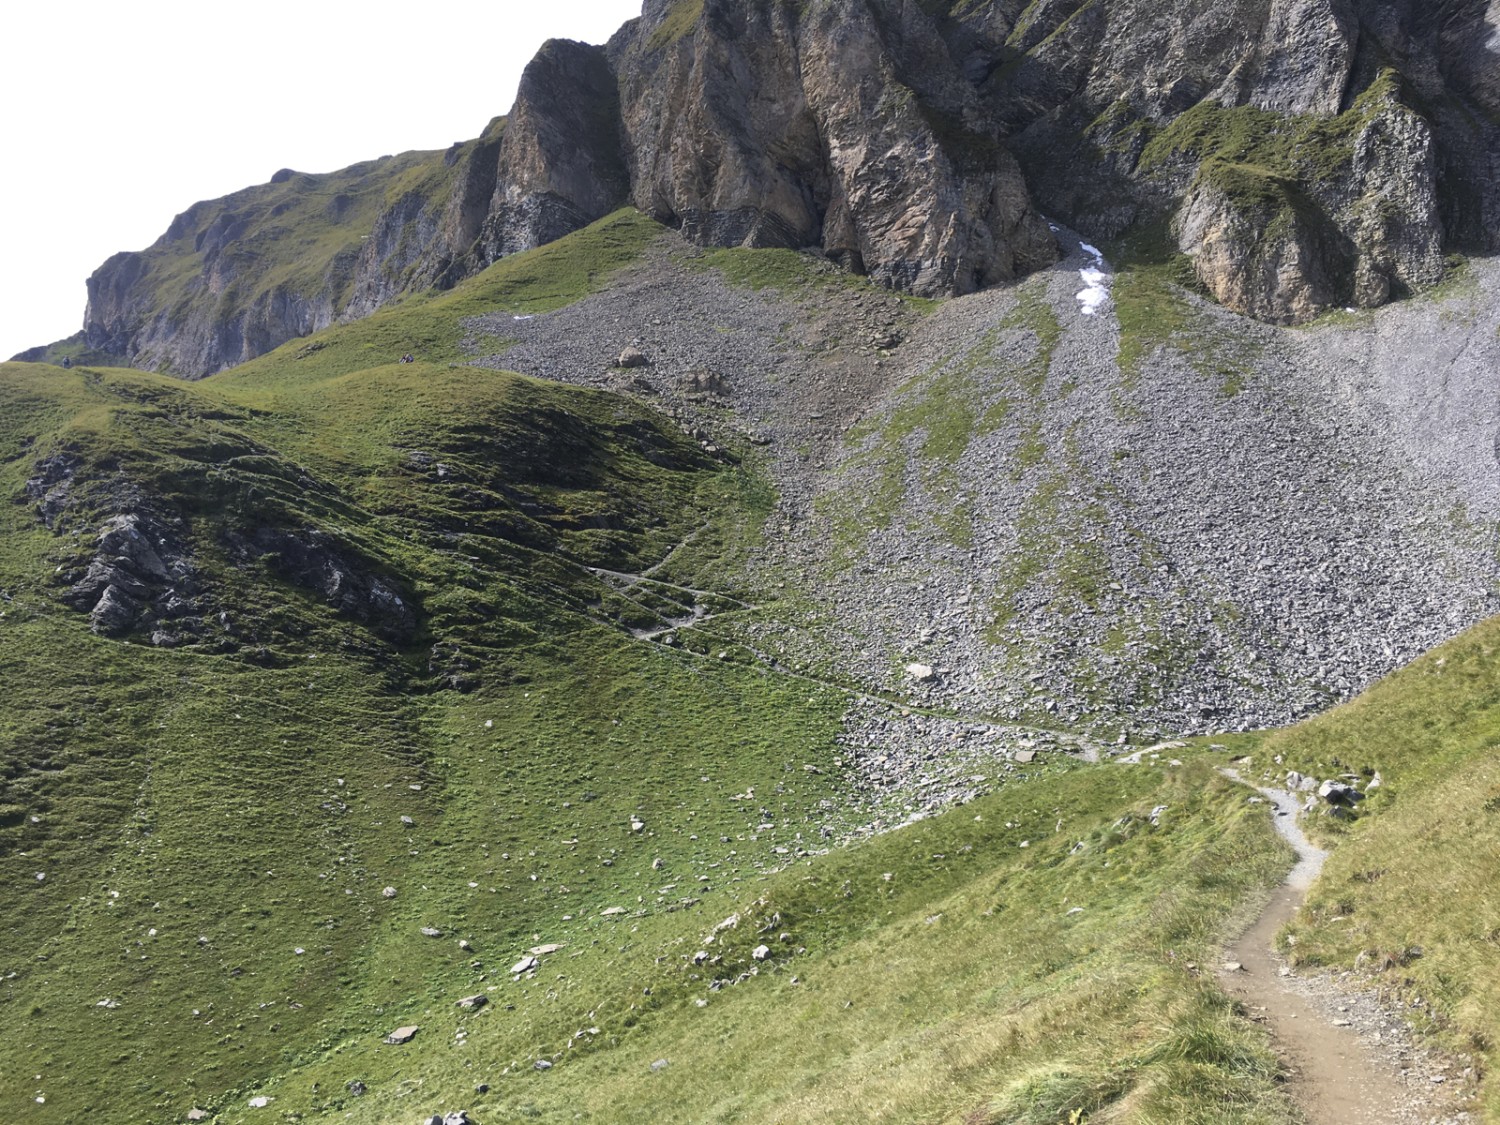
[611, 0, 1055, 295]
[26, 0, 1500, 374]
[958, 0, 1488, 320]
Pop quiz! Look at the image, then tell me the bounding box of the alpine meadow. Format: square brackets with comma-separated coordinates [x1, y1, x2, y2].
[6, 2, 1500, 1123]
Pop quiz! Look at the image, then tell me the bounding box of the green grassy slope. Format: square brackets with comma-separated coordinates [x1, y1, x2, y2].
[1260, 617, 1500, 1114]
[0, 211, 795, 1119]
[214, 760, 1295, 1125]
[3, 207, 1491, 1123]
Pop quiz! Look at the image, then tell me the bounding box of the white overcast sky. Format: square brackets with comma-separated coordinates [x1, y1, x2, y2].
[0, 0, 643, 361]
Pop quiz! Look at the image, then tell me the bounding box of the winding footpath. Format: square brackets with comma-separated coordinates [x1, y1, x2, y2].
[1220, 771, 1465, 1124]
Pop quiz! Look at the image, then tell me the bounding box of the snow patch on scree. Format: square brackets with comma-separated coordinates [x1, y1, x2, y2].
[1076, 242, 1111, 315]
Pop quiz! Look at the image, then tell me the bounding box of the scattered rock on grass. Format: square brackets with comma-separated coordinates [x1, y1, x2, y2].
[1318, 780, 1363, 806]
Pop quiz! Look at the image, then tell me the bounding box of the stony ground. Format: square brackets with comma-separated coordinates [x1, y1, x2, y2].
[1278, 963, 1479, 1124]
[469, 230, 1500, 813]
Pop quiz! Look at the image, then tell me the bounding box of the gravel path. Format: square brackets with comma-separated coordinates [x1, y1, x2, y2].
[1218, 771, 1475, 1124]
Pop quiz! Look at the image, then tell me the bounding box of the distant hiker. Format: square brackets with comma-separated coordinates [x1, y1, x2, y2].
[61, 356, 72, 369]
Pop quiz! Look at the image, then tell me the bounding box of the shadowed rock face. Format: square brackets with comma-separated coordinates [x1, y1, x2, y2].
[964, 0, 1489, 321]
[40, 0, 1500, 374]
[479, 39, 631, 263]
[27, 448, 421, 650]
[222, 527, 418, 645]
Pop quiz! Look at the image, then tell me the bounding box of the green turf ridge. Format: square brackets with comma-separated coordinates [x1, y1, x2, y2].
[1250, 615, 1500, 1117]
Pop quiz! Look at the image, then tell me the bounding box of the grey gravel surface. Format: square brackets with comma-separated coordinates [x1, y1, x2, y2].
[467, 228, 1500, 807]
[1276, 964, 1479, 1124]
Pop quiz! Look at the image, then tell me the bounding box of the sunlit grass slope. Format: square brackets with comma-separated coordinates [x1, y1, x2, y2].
[0, 207, 1328, 1124]
[1261, 615, 1500, 1115]
[126, 759, 1297, 1125]
[0, 209, 806, 1120]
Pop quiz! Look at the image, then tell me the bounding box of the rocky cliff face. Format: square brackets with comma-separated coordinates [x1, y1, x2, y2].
[79, 154, 456, 377]
[961, 0, 1490, 320]
[35, 0, 1500, 375]
[610, 0, 1056, 294]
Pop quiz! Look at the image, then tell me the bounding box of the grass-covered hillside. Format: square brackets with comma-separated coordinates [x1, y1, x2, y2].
[2, 207, 1497, 1123]
[1254, 617, 1500, 1118]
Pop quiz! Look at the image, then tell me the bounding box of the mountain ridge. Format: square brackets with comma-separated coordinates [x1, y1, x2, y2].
[21, 0, 1500, 376]
[6, 3, 1500, 1122]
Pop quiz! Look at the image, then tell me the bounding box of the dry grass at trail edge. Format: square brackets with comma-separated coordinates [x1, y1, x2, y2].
[1258, 615, 1500, 1117]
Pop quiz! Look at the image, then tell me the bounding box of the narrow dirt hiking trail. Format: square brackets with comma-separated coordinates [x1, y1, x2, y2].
[1219, 772, 1461, 1124]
